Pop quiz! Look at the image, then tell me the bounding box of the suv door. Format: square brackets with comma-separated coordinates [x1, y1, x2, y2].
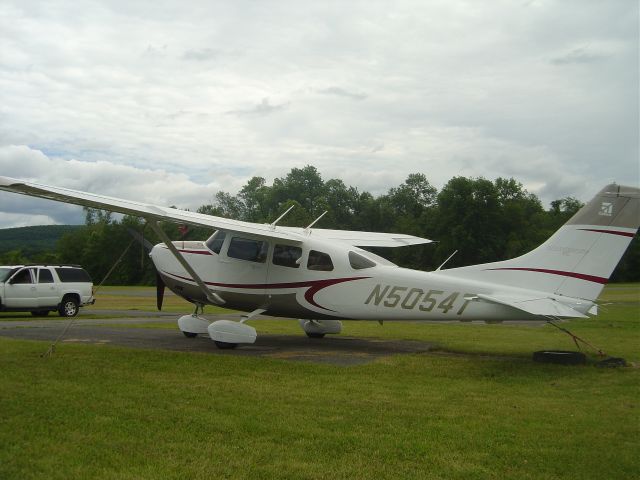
[4, 267, 38, 308]
[36, 268, 59, 307]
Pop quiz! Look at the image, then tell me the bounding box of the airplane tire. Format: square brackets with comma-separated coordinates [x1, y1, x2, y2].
[306, 333, 325, 339]
[183, 331, 198, 338]
[214, 341, 238, 349]
[532, 350, 586, 365]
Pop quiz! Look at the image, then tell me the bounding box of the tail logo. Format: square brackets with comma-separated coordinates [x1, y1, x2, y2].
[599, 202, 613, 216]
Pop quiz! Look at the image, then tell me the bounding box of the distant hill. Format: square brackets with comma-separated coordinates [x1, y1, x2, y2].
[0, 225, 84, 254]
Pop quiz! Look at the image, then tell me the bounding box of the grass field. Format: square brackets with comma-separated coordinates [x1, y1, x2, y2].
[0, 284, 638, 479]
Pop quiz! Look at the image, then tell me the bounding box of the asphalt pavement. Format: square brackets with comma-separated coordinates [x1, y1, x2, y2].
[0, 314, 436, 365]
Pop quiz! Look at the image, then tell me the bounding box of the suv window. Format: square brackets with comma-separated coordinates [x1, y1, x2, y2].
[273, 245, 302, 268]
[55, 268, 92, 283]
[38, 269, 54, 283]
[0, 268, 15, 283]
[12, 268, 34, 284]
[228, 237, 268, 263]
[307, 250, 334, 271]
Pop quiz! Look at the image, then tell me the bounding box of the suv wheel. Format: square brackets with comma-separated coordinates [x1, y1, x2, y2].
[59, 296, 79, 317]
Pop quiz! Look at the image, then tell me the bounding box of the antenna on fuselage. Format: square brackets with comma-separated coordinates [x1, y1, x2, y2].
[270, 204, 295, 230]
[435, 250, 458, 271]
[304, 210, 328, 235]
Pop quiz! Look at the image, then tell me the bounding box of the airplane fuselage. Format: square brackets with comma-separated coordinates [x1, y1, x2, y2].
[150, 233, 593, 323]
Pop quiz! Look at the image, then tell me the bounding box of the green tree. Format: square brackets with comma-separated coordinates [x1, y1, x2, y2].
[238, 176, 271, 222]
[433, 177, 502, 267]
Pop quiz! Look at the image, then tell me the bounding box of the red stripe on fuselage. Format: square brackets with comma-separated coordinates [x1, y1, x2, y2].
[159, 245, 213, 255]
[161, 271, 369, 311]
[178, 249, 212, 255]
[486, 267, 607, 284]
[578, 228, 635, 238]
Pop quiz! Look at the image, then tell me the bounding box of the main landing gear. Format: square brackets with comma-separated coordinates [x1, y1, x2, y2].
[178, 306, 344, 348]
[178, 304, 258, 350]
[298, 319, 342, 338]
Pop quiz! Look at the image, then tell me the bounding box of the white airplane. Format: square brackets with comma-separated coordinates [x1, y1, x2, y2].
[0, 176, 638, 349]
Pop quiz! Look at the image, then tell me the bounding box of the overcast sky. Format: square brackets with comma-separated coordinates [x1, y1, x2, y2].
[0, 0, 638, 228]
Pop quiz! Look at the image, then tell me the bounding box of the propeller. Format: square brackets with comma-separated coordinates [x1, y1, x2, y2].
[156, 273, 165, 311]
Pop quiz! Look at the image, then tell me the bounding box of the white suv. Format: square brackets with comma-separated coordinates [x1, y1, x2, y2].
[0, 265, 94, 317]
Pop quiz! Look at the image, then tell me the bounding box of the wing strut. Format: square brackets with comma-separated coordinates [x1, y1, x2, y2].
[147, 220, 225, 305]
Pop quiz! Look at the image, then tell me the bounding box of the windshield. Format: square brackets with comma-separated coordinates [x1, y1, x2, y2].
[205, 230, 227, 254]
[0, 268, 16, 283]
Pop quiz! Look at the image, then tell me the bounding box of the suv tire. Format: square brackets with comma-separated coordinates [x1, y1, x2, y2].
[59, 296, 79, 317]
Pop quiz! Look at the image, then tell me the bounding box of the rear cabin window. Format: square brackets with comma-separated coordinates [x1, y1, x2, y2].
[228, 237, 268, 263]
[205, 231, 227, 254]
[38, 269, 54, 283]
[349, 251, 376, 270]
[273, 245, 302, 268]
[55, 268, 92, 283]
[307, 250, 334, 271]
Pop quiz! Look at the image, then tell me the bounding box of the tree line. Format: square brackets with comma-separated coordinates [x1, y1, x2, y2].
[1, 166, 637, 284]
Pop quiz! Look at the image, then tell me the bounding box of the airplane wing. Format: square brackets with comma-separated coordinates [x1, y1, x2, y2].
[279, 227, 431, 247]
[474, 293, 588, 318]
[0, 176, 431, 247]
[0, 176, 302, 243]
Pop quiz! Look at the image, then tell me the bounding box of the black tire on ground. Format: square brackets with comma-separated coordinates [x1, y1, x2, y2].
[58, 296, 79, 317]
[214, 341, 238, 349]
[183, 331, 198, 338]
[597, 357, 627, 368]
[306, 333, 325, 339]
[31, 310, 50, 317]
[532, 350, 586, 365]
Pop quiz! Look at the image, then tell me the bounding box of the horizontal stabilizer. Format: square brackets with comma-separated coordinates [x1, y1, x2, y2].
[475, 293, 588, 318]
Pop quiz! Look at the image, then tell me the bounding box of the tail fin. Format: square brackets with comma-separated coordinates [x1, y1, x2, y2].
[441, 184, 639, 301]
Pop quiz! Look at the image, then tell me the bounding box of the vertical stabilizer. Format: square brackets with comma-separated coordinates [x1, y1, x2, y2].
[440, 184, 639, 301]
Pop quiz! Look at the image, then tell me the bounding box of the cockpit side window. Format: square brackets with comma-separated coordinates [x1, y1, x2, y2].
[273, 244, 302, 268]
[307, 250, 334, 271]
[228, 236, 269, 263]
[205, 231, 227, 254]
[349, 251, 376, 270]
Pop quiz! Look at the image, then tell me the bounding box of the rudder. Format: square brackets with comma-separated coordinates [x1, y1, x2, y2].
[440, 184, 639, 301]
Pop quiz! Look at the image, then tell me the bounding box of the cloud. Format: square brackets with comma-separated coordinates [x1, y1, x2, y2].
[550, 45, 611, 65]
[0, 0, 637, 229]
[0, 212, 59, 228]
[317, 87, 367, 101]
[226, 98, 289, 116]
[182, 48, 220, 61]
[0, 145, 245, 226]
